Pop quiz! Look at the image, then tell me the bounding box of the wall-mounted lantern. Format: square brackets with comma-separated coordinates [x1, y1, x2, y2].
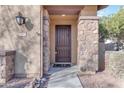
[16, 12, 25, 25]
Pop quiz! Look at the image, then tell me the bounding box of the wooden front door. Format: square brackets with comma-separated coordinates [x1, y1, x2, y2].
[55, 25, 71, 62]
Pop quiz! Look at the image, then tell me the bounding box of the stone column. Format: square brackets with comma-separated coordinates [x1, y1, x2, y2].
[0, 50, 16, 84]
[43, 10, 50, 74]
[77, 16, 99, 74]
[0, 52, 6, 84]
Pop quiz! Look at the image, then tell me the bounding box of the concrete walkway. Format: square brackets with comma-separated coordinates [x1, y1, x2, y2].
[47, 66, 82, 88]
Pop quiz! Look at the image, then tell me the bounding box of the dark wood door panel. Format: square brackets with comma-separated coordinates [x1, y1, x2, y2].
[55, 25, 71, 62]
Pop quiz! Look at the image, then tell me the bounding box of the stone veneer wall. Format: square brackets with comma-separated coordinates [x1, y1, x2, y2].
[77, 16, 99, 73]
[0, 50, 16, 84]
[43, 10, 50, 74]
[0, 6, 43, 78]
[105, 51, 124, 79]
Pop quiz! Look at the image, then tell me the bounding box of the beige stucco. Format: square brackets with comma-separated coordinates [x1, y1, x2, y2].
[79, 5, 97, 16]
[50, 15, 78, 64]
[0, 5, 43, 78]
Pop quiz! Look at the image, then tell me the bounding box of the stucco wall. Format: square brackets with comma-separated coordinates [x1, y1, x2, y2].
[0, 5, 43, 78]
[50, 15, 78, 64]
[79, 5, 97, 16]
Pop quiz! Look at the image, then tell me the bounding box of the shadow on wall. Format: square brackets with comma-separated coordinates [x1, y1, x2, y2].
[14, 35, 39, 77]
[98, 42, 105, 71]
[15, 51, 28, 77]
[25, 17, 34, 31]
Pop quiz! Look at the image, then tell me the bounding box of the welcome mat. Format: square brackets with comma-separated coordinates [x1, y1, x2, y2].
[53, 64, 71, 67]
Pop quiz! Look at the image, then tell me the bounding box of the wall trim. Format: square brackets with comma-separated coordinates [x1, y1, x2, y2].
[14, 73, 40, 78]
[78, 16, 99, 21]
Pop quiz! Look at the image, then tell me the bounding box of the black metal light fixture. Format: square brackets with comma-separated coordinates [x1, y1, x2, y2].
[16, 12, 25, 25]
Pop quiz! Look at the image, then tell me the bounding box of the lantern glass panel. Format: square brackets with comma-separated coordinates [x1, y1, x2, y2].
[16, 16, 24, 25]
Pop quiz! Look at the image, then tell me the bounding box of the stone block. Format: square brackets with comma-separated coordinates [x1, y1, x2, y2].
[43, 16, 50, 74]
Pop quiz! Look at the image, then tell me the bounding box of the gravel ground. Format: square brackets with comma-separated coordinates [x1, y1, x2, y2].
[1, 71, 124, 88]
[0, 78, 32, 88]
[78, 71, 124, 88]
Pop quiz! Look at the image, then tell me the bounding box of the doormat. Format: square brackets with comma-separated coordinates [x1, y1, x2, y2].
[53, 64, 71, 67]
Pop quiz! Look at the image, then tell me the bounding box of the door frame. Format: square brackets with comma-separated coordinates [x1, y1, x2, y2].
[55, 25, 72, 63]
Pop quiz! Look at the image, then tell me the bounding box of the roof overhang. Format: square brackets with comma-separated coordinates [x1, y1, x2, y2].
[44, 5, 108, 15]
[97, 5, 108, 10]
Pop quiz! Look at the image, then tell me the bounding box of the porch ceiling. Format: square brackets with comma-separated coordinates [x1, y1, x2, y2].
[44, 5, 108, 15]
[44, 5, 84, 15]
